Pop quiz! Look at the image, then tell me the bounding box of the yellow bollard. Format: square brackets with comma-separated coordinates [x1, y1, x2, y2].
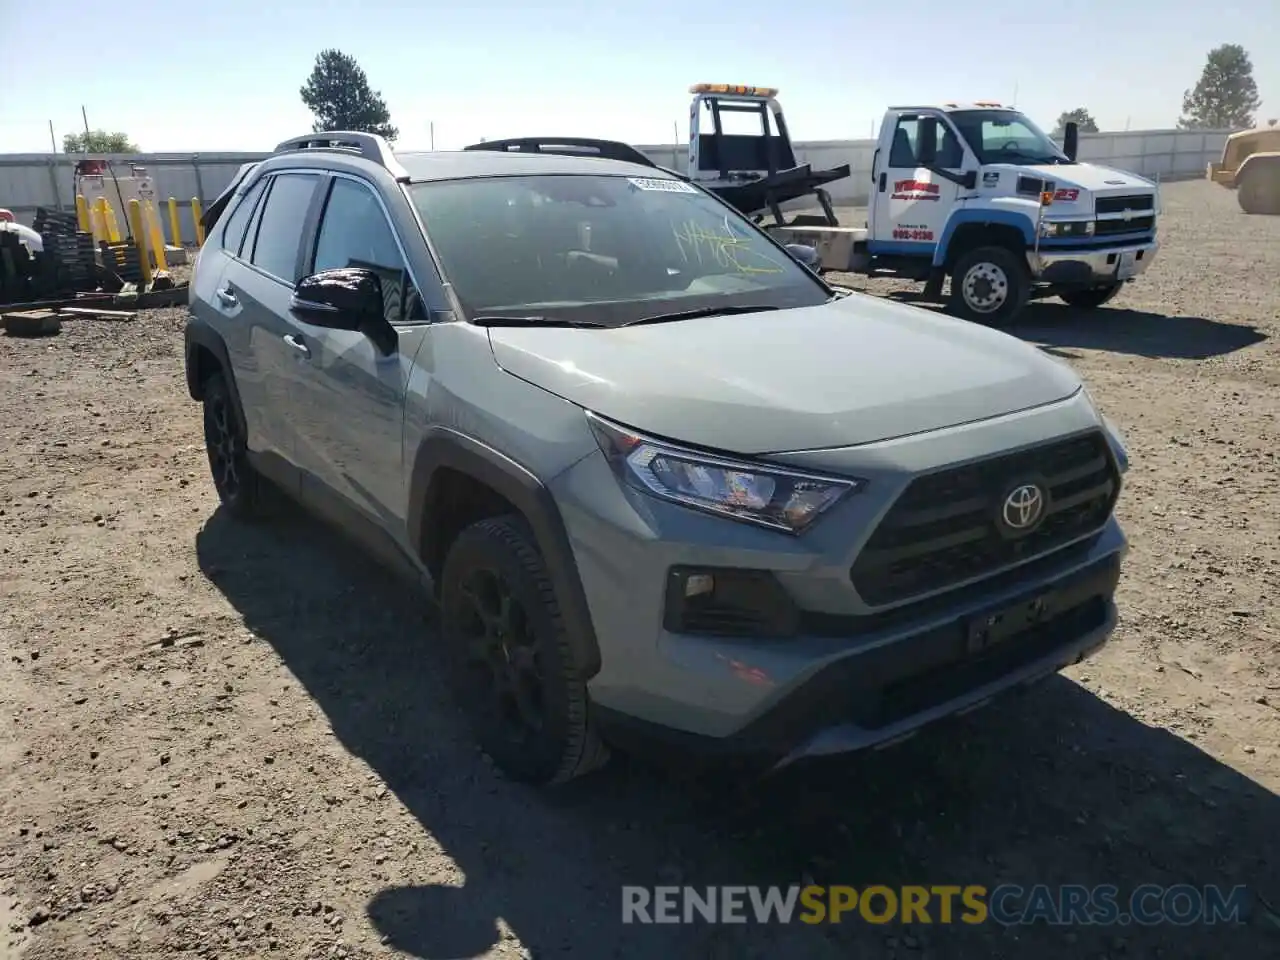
[191, 198, 205, 246]
[89, 198, 106, 242]
[167, 197, 182, 247]
[145, 201, 168, 271]
[75, 195, 91, 233]
[126, 199, 153, 287]
[93, 197, 111, 243]
[104, 200, 122, 243]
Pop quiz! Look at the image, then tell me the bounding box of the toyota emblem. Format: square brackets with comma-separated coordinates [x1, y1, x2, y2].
[1002, 483, 1045, 531]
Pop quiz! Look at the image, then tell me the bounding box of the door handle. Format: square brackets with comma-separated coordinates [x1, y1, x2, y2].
[878, 172, 887, 193]
[216, 286, 238, 306]
[283, 333, 311, 358]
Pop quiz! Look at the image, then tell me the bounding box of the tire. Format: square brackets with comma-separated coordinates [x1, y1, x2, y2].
[947, 245, 1031, 325]
[201, 370, 269, 519]
[439, 514, 608, 785]
[1059, 283, 1123, 309]
[1237, 162, 1280, 216]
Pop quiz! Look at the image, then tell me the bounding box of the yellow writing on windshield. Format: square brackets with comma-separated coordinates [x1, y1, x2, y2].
[672, 219, 786, 275]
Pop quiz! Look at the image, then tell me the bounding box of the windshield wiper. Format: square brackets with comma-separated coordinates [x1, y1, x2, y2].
[621, 304, 780, 327]
[470, 315, 607, 329]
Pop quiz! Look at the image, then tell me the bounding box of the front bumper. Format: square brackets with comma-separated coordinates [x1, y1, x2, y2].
[1028, 239, 1158, 286]
[590, 522, 1125, 772]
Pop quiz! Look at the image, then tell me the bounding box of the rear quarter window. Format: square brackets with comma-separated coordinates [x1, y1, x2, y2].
[216, 177, 267, 257]
[247, 173, 321, 282]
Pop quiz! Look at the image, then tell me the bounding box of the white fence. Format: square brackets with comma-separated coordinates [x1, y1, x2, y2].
[0, 128, 1229, 239]
[0, 152, 266, 241]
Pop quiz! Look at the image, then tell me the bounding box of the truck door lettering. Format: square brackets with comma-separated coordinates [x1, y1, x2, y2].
[891, 180, 941, 201]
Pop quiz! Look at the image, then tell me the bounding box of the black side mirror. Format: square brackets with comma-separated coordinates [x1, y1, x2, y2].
[290, 267, 396, 354]
[917, 118, 938, 166]
[785, 243, 822, 273]
[1063, 121, 1079, 161]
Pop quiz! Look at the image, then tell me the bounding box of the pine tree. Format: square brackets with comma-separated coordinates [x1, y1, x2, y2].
[1178, 44, 1261, 130]
[300, 49, 399, 142]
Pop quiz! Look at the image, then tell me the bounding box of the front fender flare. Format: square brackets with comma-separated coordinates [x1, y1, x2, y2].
[407, 428, 602, 679]
[933, 208, 1036, 266]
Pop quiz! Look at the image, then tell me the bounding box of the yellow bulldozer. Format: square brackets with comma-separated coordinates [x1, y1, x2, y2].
[1207, 120, 1280, 215]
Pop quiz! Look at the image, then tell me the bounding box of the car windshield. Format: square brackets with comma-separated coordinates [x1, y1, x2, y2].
[949, 109, 1069, 166]
[407, 173, 829, 326]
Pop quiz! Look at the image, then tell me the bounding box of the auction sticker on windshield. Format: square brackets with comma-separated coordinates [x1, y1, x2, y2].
[628, 177, 698, 194]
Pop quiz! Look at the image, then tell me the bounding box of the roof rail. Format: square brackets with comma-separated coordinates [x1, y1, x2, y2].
[462, 136, 661, 170]
[272, 130, 409, 182]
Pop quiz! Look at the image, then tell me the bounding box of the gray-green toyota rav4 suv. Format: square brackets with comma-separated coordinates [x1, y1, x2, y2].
[184, 131, 1130, 785]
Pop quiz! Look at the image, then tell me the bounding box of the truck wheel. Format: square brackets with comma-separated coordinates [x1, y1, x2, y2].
[1237, 162, 1280, 215]
[201, 370, 269, 520]
[439, 515, 609, 786]
[1059, 284, 1123, 309]
[947, 246, 1030, 325]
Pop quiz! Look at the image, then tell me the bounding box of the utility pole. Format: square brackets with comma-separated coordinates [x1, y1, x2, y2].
[48, 120, 57, 153]
[81, 105, 90, 141]
[429, 122, 435, 150]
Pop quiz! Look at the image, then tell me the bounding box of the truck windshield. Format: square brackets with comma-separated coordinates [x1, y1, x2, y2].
[948, 110, 1069, 166]
[407, 173, 829, 326]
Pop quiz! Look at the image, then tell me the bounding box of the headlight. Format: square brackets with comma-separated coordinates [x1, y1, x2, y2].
[1039, 219, 1095, 238]
[587, 412, 864, 533]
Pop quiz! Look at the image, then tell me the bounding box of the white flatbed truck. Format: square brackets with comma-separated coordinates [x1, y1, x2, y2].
[467, 86, 1162, 325]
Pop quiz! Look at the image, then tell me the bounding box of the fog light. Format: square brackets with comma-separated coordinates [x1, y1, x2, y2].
[664, 566, 800, 638]
[685, 573, 715, 598]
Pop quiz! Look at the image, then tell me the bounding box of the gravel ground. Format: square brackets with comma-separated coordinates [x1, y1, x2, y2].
[1, 180, 1277, 960]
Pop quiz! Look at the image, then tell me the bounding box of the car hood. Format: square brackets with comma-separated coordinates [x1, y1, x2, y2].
[486, 294, 1082, 455]
[1017, 162, 1156, 194]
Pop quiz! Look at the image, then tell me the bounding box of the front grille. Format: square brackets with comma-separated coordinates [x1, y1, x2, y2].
[1095, 215, 1155, 235]
[849, 431, 1120, 607]
[1095, 193, 1154, 215]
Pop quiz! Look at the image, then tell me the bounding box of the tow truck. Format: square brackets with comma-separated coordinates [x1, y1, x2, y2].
[467, 87, 1163, 325]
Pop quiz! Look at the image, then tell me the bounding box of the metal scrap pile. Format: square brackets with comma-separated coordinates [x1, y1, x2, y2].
[0, 207, 145, 307]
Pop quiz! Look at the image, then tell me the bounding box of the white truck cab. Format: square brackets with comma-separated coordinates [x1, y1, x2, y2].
[779, 102, 1162, 323]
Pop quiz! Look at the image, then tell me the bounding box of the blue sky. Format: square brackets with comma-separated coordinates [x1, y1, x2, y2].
[0, 0, 1276, 154]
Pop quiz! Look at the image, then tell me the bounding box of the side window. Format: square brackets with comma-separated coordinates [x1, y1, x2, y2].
[310, 177, 424, 324]
[217, 177, 267, 256]
[889, 118, 919, 167]
[889, 118, 964, 168]
[937, 125, 965, 168]
[247, 173, 320, 282]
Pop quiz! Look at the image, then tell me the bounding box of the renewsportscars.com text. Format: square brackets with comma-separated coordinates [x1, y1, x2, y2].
[621, 883, 1251, 926]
